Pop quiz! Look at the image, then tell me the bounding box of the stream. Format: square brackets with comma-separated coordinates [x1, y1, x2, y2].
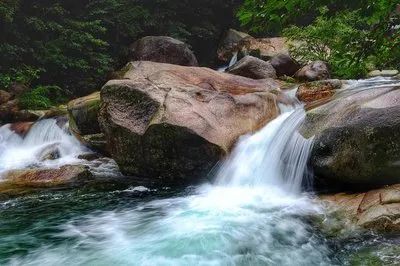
[1, 79, 400, 265]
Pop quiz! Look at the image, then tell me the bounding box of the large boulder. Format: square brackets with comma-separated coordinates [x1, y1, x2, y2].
[301, 80, 400, 188]
[227, 56, 277, 79]
[130, 36, 198, 66]
[321, 184, 400, 232]
[1, 165, 93, 187]
[295, 61, 330, 81]
[270, 54, 301, 77]
[99, 61, 283, 183]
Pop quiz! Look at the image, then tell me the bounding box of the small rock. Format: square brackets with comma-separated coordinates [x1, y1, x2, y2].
[270, 54, 301, 77]
[78, 152, 101, 161]
[368, 70, 399, 78]
[227, 56, 277, 79]
[295, 61, 330, 81]
[36, 143, 61, 161]
[2, 165, 93, 187]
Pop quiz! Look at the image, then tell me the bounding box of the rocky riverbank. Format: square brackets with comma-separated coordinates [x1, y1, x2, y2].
[1, 30, 400, 235]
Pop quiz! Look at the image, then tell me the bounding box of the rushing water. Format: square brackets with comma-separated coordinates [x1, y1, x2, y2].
[0, 119, 85, 176]
[1, 79, 400, 265]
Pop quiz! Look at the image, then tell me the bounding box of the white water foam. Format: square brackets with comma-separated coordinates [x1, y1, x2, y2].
[3, 91, 324, 265]
[216, 107, 314, 193]
[0, 119, 86, 176]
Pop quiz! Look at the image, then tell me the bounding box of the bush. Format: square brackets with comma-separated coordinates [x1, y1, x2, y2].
[237, 0, 400, 79]
[0, 66, 42, 89]
[18, 85, 67, 110]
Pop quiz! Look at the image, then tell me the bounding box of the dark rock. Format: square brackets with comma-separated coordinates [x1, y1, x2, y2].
[130, 36, 198, 66]
[270, 54, 301, 77]
[227, 56, 277, 79]
[68, 91, 101, 136]
[302, 84, 400, 188]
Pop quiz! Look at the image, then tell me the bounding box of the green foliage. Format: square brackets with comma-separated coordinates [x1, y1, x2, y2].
[18, 85, 67, 110]
[238, 0, 400, 78]
[0, 0, 240, 100]
[0, 66, 42, 89]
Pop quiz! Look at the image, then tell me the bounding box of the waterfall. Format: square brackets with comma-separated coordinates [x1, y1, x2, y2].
[217, 51, 239, 72]
[216, 104, 314, 194]
[228, 51, 238, 68]
[0, 119, 86, 175]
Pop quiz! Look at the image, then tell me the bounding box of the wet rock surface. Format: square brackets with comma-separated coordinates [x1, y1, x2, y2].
[302, 79, 400, 188]
[99, 61, 283, 183]
[321, 184, 400, 232]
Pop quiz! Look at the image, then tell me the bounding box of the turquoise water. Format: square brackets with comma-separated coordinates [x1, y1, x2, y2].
[1, 181, 400, 266]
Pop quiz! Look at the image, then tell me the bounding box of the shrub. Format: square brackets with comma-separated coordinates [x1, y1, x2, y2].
[18, 85, 67, 110]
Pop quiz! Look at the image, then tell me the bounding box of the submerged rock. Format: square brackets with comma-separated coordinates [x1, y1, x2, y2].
[99, 61, 282, 183]
[227, 56, 277, 79]
[295, 61, 330, 81]
[1, 165, 93, 187]
[302, 81, 400, 188]
[130, 36, 198, 66]
[36, 143, 61, 161]
[321, 184, 400, 232]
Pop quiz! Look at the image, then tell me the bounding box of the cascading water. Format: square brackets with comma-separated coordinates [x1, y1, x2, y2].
[0, 119, 86, 176]
[1, 91, 331, 265]
[216, 106, 314, 193]
[217, 51, 239, 72]
[3, 79, 400, 265]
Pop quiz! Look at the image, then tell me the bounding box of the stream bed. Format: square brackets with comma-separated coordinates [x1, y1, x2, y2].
[1, 183, 400, 265]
